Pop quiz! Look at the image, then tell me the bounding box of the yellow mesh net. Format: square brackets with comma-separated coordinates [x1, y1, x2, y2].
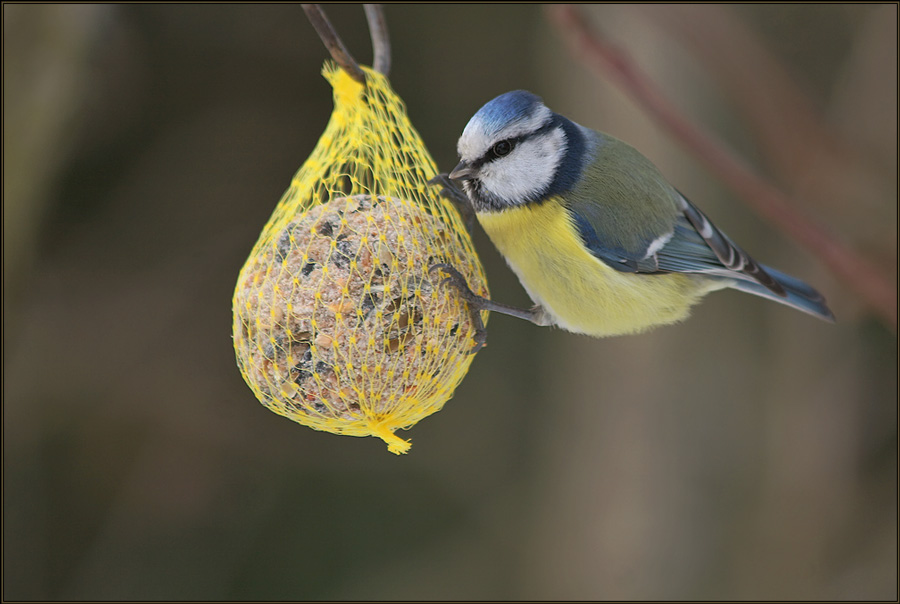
[232, 64, 488, 454]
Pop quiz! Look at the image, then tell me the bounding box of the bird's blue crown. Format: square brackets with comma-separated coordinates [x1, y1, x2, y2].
[472, 90, 545, 137]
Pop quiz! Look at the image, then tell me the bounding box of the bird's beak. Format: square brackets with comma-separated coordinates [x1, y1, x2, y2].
[449, 160, 474, 181]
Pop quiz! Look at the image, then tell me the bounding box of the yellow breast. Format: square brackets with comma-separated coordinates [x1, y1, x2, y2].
[476, 198, 713, 336]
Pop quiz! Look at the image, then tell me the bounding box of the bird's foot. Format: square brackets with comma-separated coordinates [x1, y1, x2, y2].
[427, 173, 476, 235]
[429, 263, 488, 354]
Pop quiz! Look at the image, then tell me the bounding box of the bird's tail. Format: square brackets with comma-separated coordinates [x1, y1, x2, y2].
[729, 265, 835, 322]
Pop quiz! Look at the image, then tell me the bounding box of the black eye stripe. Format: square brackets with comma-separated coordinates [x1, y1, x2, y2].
[478, 120, 558, 167]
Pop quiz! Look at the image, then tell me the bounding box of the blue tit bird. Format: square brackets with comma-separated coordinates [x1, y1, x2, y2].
[431, 90, 833, 341]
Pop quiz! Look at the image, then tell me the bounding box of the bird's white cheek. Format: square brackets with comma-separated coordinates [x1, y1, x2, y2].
[479, 132, 564, 204]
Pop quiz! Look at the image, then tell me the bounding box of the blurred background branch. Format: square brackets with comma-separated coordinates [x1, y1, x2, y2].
[548, 4, 897, 330]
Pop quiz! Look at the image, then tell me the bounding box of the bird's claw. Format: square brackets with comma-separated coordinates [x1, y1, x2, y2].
[429, 262, 488, 354]
[427, 173, 476, 233]
[430, 263, 477, 302]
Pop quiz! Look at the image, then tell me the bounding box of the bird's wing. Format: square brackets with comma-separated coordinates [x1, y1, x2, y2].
[568, 209, 662, 273]
[664, 193, 786, 296]
[571, 190, 787, 297]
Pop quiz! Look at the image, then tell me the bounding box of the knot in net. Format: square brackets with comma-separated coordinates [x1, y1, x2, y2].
[232, 65, 488, 454]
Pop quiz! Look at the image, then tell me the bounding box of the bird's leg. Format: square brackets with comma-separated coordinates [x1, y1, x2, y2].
[430, 263, 548, 324]
[428, 173, 476, 235]
[430, 263, 549, 353]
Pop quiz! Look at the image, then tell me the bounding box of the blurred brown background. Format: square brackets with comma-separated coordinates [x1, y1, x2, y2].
[4, 4, 896, 600]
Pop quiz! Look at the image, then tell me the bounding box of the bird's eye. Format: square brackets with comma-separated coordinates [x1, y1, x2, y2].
[492, 140, 513, 157]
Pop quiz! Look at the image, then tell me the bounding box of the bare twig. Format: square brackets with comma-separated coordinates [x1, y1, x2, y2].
[302, 4, 367, 84]
[364, 4, 391, 76]
[548, 4, 897, 329]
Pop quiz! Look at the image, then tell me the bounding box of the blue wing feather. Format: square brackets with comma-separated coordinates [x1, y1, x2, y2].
[570, 212, 650, 272]
[568, 192, 834, 321]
